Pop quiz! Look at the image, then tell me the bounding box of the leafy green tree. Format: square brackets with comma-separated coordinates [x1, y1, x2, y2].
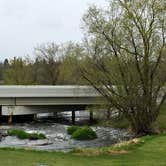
[58, 42, 86, 85]
[4, 57, 34, 85]
[34, 43, 61, 85]
[80, 0, 166, 135]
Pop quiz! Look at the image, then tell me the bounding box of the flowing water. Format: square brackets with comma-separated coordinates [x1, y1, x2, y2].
[0, 112, 132, 151]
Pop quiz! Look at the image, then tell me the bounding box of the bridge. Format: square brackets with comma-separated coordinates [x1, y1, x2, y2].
[0, 86, 104, 123]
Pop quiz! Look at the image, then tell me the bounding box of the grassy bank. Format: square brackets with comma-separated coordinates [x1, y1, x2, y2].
[0, 134, 166, 166]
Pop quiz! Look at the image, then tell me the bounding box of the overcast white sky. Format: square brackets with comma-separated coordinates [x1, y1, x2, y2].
[0, 0, 107, 61]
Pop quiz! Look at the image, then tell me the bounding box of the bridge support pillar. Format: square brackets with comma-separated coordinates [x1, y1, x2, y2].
[8, 114, 13, 124]
[34, 114, 37, 120]
[72, 110, 75, 125]
[89, 111, 93, 122]
[53, 112, 58, 119]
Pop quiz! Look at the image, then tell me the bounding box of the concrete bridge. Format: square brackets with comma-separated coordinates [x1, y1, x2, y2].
[0, 86, 104, 123]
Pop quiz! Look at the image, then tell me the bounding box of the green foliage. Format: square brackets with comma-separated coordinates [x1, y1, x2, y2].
[153, 104, 166, 132]
[80, 0, 166, 135]
[58, 43, 86, 85]
[98, 117, 130, 129]
[97, 104, 166, 133]
[67, 126, 81, 135]
[8, 129, 29, 139]
[28, 133, 46, 140]
[111, 118, 130, 129]
[0, 43, 90, 86]
[8, 129, 46, 140]
[71, 126, 97, 140]
[34, 43, 61, 85]
[4, 57, 34, 85]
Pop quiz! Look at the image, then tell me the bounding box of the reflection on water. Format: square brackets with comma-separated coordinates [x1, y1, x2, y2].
[0, 112, 132, 151]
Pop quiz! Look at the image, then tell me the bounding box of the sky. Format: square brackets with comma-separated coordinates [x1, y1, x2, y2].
[0, 0, 107, 61]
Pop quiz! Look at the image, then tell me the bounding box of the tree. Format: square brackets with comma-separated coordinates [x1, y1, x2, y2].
[4, 57, 34, 85]
[80, 0, 166, 135]
[34, 43, 62, 85]
[58, 42, 87, 85]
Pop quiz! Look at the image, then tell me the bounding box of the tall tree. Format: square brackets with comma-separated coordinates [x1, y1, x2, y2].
[58, 42, 86, 85]
[34, 43, 61, 85]
[80, 0, 166, 135]
[4, 57, 34, 85]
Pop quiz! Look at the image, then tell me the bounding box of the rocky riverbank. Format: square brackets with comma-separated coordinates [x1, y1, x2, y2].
[0, 120, 132, 151]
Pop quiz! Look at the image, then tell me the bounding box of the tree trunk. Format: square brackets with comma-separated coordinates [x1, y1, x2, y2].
[130, 115, 155, 136]
[124, 105, 159, 136]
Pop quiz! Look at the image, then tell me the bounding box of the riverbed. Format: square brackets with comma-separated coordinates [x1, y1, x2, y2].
[0, 112, 132, 151]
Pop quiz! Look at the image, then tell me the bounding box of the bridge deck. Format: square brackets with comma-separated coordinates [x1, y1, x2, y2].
[0, 86, 100, 97]
[0, 86, 103, 116]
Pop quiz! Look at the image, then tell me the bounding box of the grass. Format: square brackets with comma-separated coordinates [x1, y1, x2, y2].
[8, 129, 46, 140]
[0, 134, 166, 165]
[154, 105, 166, 132]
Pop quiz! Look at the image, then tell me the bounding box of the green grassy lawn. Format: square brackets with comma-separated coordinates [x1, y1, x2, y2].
[155, 105, 166, 131]
[0, 134, 166, 166]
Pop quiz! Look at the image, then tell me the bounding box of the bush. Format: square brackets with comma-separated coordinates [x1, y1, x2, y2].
[8, 129, 46, 140]
[67, 126, 81, 135]
[71, 126, 97, 140]
[29, 133, 46, 140]
[8, 129, 29, 139]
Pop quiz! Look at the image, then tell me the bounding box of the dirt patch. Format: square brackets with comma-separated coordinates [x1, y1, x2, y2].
[107, 150, 128, 155]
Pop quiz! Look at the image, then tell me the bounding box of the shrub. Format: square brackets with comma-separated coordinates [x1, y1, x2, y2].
[8, 129, 46, 140]
[7, 129, 21, 136]
[8, 129, 29, 139]
[29, 133, 46, 140]
[71, 126, 97, 140]
[39, 133, 47, 139]
[67, 126, 81, 135]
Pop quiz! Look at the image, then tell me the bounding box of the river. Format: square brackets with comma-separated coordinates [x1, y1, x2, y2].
[0, 112, 132, 151]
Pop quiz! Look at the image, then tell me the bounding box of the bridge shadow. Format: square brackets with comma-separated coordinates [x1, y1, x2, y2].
[0, 111, 97, 126]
